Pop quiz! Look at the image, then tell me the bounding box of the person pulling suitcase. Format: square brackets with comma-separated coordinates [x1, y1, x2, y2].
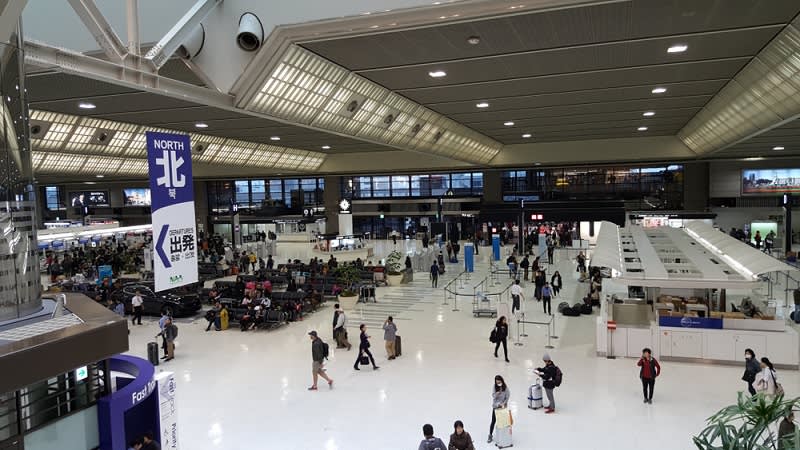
[383, 316, 398, 360]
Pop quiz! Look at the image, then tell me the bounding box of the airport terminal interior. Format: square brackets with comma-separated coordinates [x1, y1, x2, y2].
[3, 1, 800, 449]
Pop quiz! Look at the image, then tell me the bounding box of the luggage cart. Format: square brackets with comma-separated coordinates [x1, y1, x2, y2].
[358, 282, 377, 303]
[472, 291, 497, 318]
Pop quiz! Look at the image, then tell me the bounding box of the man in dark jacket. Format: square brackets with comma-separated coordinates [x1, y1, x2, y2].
[535, 353, 559, 414]
[430, 262, 439, 288]
[308, 331, 333, 391]
[418, 424, 446, 450]
[779, 411, 796, 450]
[520, 255, 530, 281]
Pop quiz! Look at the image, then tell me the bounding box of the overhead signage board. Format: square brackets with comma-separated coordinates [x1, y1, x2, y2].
[146, 132, 198, 292]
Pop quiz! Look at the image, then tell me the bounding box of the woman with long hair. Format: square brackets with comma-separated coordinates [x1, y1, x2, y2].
[756, 357, 777, 396]
[493, 316, 510, 363]
[487, 375, 510, 444]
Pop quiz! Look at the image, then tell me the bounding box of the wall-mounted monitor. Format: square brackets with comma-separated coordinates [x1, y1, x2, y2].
[742, 169, 800, 195]
[123, 188, 151, 206]
[69, 191, 109, 207]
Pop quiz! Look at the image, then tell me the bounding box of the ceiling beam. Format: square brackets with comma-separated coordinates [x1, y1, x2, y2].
[125, 0, 140, 56]
[143, 0, 222, 69]
[66, 0, 128, 62]
[0, 0, 26, 44]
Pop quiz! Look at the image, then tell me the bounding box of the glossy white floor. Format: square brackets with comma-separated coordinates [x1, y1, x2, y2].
[124, 240, 800, 450]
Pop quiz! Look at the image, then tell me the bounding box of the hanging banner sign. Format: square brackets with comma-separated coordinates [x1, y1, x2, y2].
[146, 132, 198, 292]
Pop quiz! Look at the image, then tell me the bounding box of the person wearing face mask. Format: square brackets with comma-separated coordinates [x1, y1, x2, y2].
[742, 348, 761, 396]
[448, 420, 475, 450]
[487, 375, 509, 444]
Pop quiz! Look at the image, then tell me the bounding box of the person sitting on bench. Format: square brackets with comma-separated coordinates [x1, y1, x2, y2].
[240, 304, 256, 331]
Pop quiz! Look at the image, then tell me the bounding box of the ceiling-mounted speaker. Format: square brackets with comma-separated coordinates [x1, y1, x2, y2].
[29, 120, 51, 139]
[433, 130, 445, 143]
[410, 122, 424, 136]
[339, 94, 366, 118]
[90, 128, 116, 145]
[193, 142, 208, 154]
[380, 109, 400, 129]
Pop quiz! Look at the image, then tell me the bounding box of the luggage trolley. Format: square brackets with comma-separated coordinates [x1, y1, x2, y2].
[472, 291, 497, 318]
[358, 282, 377, 303]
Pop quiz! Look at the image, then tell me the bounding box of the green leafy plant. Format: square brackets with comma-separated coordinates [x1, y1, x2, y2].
[334, 265, 360, 296]
[693, 393, 800, 450]
[385, 250, 404, 275]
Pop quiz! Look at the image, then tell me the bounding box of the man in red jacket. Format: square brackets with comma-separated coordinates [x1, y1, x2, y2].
[637, 348, 661, 404]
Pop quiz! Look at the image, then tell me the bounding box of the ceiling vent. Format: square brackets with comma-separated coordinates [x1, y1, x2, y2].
[29, 120, 51, 139]
[339, 94, 366, 118]
[410, 122, 424, 136]
[433, 130, 445, 143]
[380, 109, 400, 129]
[193, 142, 209, 154]
[90, 129, 116, 146]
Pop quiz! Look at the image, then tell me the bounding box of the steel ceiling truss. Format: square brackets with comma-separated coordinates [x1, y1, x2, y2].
[242, 45, 501, 165]
[679, 15, 800, 155]
[66, 0, 128, 62]
[144, 0, 222, 69]
[29, 109, 326, 175]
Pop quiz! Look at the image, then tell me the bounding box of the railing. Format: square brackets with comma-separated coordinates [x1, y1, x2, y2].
[443, 270, 471, 311]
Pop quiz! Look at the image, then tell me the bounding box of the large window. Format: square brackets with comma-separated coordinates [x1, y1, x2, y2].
[283, 179, 299, 208]
[209, 177, 324, 214]
[234, 180, 251, 207]
[372, 176, 390, 197]
[391, 175, 410, 197]
[343, 172, 480, 199]
[44, 186, 64, 210]
[251, 180, 266, 205]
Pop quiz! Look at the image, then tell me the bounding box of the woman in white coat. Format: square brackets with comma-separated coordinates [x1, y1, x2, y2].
[756, 357, 777, 396]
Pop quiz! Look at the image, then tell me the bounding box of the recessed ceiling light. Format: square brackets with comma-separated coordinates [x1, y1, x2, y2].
[744, 157, 764, 161]
[321, 145, 331, 150]
[643, 111, 655, 117]
[667, 44, 688, 53]
[476, 102, 490, 108]
[637, 126, 648, 131]
[270, 136, 281, 141]
[522, 133, 532, 138]
[78, 102, 96, 109]
[504, 121, 515, 126]
[651, 87, 667, 94]
[194, 122, 209, 128]
[96, 174, 104, 178]
[467, 36, 481, 45]
[534, 162, 541, 166]
[428, 70, 447, 78]
[773, 146, 785, 151]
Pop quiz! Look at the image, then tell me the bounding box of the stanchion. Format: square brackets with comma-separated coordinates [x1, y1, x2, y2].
[514, 317, 524, 347]
[519, 311, 528, 337]
[550, 313, 558, 339]
[545, 317, 554, 349]
[452, 293, 460, 312]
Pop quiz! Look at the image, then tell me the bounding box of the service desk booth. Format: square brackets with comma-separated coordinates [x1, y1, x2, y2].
[313, 234, 374, 261]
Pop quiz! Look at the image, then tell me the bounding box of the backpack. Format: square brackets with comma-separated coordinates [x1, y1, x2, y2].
[322, 341, 330, 360]
[490, 327, 498, 343]
[554, 366, 563, 387]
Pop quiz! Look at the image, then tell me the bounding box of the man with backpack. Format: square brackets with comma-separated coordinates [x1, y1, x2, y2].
[535, 353, 562, 414]
[308, 330, 333, 391]
[156, 317, 178, 362]
[418, 423, 447, 450]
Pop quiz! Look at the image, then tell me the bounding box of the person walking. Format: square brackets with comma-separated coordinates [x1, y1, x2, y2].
[547, 244, 554, 265]
[448, 420, 475, 450]
[418, 424, 447, 450]
[131, 290, 143, 325]
[430, 261, 440, 288]
[353, 324, 379, 371]
[541, 282, 553, 315]
[333, 304, 352, 350]
[534, 270, 546, 301]
[756, 357, 778, 396]
[520, 255, 530, 281]
[637, 348, 661, 404]
[332, 304, 341, 340]
[307, 331, 333, 391]
[156, 317, 178, 362]
[158, 311, 170, 357]
[742, 348, 761, 396]
[535, 353, 560, 413]
[510, 279, 523, 315]
[493, 316, 510, 363]
[382, 316, 398, 360]
[551, 271, 562, 297]
[487, 375, 510, 444]
[754, 230, 762, 249]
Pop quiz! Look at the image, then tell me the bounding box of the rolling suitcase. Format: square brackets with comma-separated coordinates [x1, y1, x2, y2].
[493, 408, 513, 448]
[527, 381, 543, 410]
[147, 342, 160, 366]
[394, 335, 401, 357]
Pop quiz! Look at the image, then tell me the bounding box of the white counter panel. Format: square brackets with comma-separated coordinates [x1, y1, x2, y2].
[626, 328, 653, 358]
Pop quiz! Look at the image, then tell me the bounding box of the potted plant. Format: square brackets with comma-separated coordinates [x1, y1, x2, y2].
[334, 265, 360, 310]
[693, 392, 800, 449]
[385, 250, 404, 286]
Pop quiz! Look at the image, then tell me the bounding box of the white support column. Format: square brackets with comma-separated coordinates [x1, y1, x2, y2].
[66, 0, 128, 62]
[125, 0, 140, 56]
[144, 0, 223, 69]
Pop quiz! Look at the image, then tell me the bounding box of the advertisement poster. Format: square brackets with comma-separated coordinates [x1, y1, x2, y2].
[124, 188, 152, 206]
[742, 168, 800, 194]
[146, 132, 198, 292]
[155, 371, 179, 450]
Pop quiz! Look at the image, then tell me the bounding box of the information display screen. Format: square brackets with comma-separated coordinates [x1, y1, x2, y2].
[742, 169, 800, 194]
[123, 188, 151, 206]
[69, 191, 109, 207]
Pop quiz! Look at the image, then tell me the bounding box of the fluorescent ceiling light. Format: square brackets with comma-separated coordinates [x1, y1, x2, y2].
[78, 102, 96, 109]
[428, 70, 447, 78]
[744, 157, 764, 161]
[637, 126, 648, 131]
[270, 136, 280, 141]
[651, 87, 667, 94]
[321, 145, 331, 150]
[667, 44, 688, 53]
[773, 146, 785, 151]
[504, 121, 515, 126]
[522, 133, 532, 138]
[195, 122, 209, 128]
[476, 102, 490, 108]
[96, 174, 104, 178]
[643, 111, 655, 117]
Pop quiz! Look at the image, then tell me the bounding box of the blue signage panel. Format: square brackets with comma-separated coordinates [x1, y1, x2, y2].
[659, 316, 723, 329]
[146, 132, 198, 291]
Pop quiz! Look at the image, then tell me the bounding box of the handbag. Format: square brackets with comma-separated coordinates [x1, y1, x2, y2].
[359, 355, 370, 365]
[772, 371, 785, 396]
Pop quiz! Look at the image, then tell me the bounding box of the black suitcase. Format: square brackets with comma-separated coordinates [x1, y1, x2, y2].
[562, 307, 580, 317]
[557, 302, 569, 313]
[147, 342, 160, 366]
[395, 335, 402, 357]
[580, 304, 592, 315]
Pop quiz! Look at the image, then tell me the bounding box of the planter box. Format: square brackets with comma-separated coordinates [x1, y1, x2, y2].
[338, 294, 358, 311]
[387, 274, 403, 286]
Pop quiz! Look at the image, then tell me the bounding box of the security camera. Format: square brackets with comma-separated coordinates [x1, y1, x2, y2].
[178, 24, 205, 60]
[237, 12, 264, 52]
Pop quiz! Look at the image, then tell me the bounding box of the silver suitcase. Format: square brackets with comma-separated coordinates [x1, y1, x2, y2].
[528, 382, 543, 409]
[494, 425, 513, 448]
